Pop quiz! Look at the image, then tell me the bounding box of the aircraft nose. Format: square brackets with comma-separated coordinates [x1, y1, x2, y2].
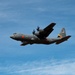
[10, 35, 14, 39]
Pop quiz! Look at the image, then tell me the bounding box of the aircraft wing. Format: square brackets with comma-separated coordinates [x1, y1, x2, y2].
[37, 23, 56, 39]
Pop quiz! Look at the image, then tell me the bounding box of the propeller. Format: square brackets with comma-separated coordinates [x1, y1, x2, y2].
[37, 26, 40, 31]
[32, 30, 35, 34]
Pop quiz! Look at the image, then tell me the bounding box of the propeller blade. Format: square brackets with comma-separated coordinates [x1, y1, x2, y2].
[32, 30, 35, 34]
[37, 26, 40, 31]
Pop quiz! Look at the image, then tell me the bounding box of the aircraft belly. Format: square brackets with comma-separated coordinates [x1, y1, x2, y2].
[34, 39, 54, 44]
[35, 39, 58, 44]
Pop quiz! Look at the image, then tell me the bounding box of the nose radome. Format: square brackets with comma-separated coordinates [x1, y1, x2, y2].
[10, 35, 14, 39]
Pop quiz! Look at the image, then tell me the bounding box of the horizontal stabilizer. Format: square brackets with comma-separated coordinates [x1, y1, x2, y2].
[56, 35, 71, 44]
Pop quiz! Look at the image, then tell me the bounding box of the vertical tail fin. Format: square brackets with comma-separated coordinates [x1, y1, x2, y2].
[58, 28, 66, 38]
[56, 28, 71, 44]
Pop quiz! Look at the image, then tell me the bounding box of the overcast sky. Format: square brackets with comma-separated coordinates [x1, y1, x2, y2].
[0, 0, 75, 75]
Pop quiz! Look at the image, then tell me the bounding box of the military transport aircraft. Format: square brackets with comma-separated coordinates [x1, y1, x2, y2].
[10, 23, 71, 46]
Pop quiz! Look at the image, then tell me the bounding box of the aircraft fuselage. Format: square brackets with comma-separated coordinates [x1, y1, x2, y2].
[10, 33, 59, 45]
[10, 23, 71, 46]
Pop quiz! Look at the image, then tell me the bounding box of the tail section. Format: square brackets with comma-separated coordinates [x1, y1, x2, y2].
[56, 36, 71, 44]
[56, 28, 71, 44]
[58, 28, 66, 38]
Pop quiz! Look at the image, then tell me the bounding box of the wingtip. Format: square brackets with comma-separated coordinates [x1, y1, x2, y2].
[51, 22, 56, 25]
[50, 23, 56, 27]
